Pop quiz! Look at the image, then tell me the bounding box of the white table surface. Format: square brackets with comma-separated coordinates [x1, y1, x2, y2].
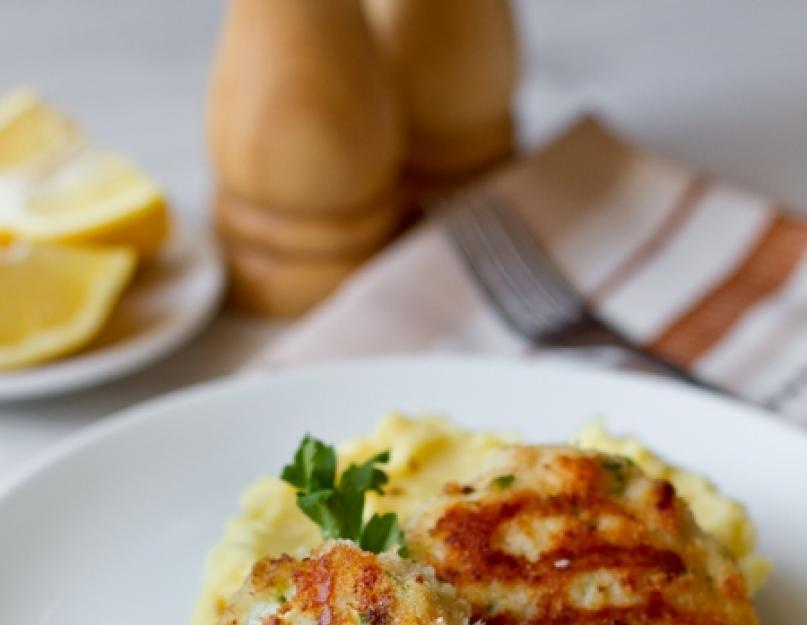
[3, 0, 807, 479]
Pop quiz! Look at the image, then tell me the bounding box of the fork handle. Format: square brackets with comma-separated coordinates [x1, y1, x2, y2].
[546, 314, 729, 397]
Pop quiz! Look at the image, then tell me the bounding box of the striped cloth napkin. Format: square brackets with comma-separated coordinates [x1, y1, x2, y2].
[254, 119, 807, 426]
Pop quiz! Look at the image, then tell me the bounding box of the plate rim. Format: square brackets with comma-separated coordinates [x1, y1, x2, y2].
[0, 225, 225, 401]
[1, 354, 804, 503]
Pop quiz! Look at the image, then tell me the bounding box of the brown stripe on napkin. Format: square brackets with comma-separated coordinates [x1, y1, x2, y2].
[648, 212, 807, 366]
[590, 176, 710, 303]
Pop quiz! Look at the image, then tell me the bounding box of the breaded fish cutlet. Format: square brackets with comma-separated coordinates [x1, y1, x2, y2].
[406, 445, 758, 625]
[218, 541, 471, 625]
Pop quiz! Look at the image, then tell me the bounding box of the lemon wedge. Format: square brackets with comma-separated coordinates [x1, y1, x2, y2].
[0, 87, 82, 169]
[0, 242, 136, 370]
[0, 149, 170, 255]
[0, 89, 169, 256]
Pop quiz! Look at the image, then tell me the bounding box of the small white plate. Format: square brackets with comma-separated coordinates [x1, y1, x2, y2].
[0, 221, 224, 401]
[0, 357, 803, 624]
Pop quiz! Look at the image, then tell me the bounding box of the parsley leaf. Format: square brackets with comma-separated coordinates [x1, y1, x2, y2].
[360, 512, 405, 555]
[600, 457, 628, 494]
[491, 474, 515, 489]
[296, 489, 341, 539]
[281, 436, 406, 554]
[339, 450, 390, 540]
[281, 434, 336, 492]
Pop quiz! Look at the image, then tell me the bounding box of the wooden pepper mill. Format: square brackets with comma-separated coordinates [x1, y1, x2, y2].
[363, 0, 518, 197]
[207, 0, 403, 316]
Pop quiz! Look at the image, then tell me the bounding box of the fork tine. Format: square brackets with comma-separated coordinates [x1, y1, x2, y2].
[441, 190, 588, 342]
[466, 191, 587, 332]
[475, 197, 579, 323]
[487, 195, 584, 318]
[462, 198, 557, 325]
[462, 200, 575, 336]
[444, 200, 542, 336]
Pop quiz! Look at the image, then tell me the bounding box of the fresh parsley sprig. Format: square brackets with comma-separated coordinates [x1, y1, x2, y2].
[281, 434, 405, 554]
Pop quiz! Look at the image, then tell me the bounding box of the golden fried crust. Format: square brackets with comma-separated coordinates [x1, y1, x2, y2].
[406, 446, 758, 625]
[219, 541, 470, 625]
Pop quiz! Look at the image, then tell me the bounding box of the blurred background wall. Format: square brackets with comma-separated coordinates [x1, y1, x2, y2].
[3, 0, 807, 211]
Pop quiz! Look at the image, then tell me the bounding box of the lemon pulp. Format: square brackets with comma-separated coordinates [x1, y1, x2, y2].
[0, 242, 136, 370]
[0, 88, 169, 256]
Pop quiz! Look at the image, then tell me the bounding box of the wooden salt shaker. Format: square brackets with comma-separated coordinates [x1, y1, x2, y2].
[207, 0, 404, 316]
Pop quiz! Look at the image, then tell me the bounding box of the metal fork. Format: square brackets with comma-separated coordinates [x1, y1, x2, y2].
[440, 189, 721, 390]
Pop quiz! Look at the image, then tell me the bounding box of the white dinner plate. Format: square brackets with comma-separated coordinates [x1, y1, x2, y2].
[0, 220, 224, 401]
[0, 357, 803, 624]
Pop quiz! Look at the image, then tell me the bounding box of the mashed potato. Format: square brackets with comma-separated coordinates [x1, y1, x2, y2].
[574, 420, 771, 594]
[191, 415, 769, 625]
